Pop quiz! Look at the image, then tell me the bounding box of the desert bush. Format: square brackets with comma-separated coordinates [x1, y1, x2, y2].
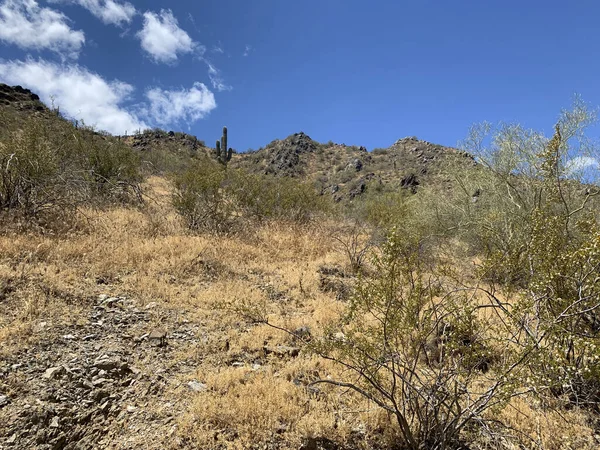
[307, 230, 525, 449]
[0, 115, 80, 215]
[351, 190, 410, 229]
[139, 145, 189, 175]
[230, 227, 530, 449]
[173, 163, 330, 233]
[0, 112, 143, 219]
[79, 132, 142, 202]
[230, 170, 329, 223]
[459, 99, 600, 409]
[172, 158, 233, 233]
[331, 220, 375, 275]
[371, 147, 389, 155]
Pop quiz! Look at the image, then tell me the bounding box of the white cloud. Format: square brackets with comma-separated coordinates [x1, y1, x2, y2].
[143, 83, 216, 126]
[0, 59, 147, 134]
[137, 9, 198, 64]
[243, 44, 252, 57]
[565, 156, 599, 176]
[50, 0, 136, 26]
[206, 62, 231, 92]
[0, 0, 85, 59]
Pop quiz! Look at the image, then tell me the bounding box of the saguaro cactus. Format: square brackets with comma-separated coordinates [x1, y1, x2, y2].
[215, 126, 233, 166]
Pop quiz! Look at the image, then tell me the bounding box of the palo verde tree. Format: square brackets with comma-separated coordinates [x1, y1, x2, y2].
[459, 98, 600, 409]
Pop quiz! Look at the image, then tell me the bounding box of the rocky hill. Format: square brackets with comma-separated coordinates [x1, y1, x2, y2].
[0, 83, 477, 200]
[232, 132, 477, 201]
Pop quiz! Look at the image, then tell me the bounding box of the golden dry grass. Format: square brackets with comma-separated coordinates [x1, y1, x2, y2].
[0, 175, 598, 449]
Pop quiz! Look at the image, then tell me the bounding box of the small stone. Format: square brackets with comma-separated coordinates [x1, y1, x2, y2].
[92, 378, 107, 387]
[83, 334, 97, 341]
[126, 405, 137, 413]
[92, 389, 110, 401]
[148, 329, 167, 347]
[144, 302, 158, 310]
[100, 297, 120, 306]
[187, 381, 207, 392]
[293, 326, 312, 340]
[94, 357, 120, 371]
[62, 334, 76, 340]
[0, 394, 9, 407]
[49, 416, 60, 429]
[333, 332, 346, 342]
[43, 366, 65, 380]
[98, 294, 109, 302]
[7, 433, 16, 443]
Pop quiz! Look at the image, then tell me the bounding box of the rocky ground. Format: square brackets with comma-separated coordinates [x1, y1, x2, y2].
[0, 294, 204, 449]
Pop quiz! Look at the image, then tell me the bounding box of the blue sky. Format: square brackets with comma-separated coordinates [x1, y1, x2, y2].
[0, 1, 599, 152]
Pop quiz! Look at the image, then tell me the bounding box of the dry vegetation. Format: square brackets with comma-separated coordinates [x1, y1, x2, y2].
[0, 174, 598, 449]
[1, 89, 600, 449]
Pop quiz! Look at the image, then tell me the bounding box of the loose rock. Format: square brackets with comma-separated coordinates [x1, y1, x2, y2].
[43, 366, 65, 380]
[187, 381, 207, 392]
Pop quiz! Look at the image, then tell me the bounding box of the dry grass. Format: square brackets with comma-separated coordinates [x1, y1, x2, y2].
[0, 175, 598, 449]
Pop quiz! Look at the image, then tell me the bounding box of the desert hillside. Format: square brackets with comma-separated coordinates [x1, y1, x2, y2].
[1, 84, 600, 450]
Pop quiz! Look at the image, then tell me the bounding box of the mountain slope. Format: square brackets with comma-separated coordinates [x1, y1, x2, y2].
[232, 132, 477, 201]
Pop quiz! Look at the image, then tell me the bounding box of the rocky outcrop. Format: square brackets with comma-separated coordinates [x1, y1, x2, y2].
[126, 130, 203, 154]
[264, 132, 319, 177]
[0, 84, 46, 112]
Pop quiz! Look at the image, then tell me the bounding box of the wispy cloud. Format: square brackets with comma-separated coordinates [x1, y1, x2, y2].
[49, 0, 136, 26]
[0, 0, 85, 59]
[243, 44, 252, 57]
[137, 9, 199, 64]
[0, 58, 147, 134]
[142, 82, 216, 126]
[212, 43, 224, 54]
[565, 156, 599, 177]
[206, 61, 231, 92]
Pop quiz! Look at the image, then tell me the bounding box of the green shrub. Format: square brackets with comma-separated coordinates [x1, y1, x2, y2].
[0, 117, 66, 214]
[80, 133, 142, 202]
[351, 190, 410, 229]
[0, 111, 144, 218]
[459, 99, 600, 409]
[307, 229, 523, 449]
[172, 158, 232, 233]
[173, 164, 330, 232]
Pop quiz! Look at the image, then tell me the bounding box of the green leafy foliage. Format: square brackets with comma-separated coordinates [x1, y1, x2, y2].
[459, 100, 600, 409]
